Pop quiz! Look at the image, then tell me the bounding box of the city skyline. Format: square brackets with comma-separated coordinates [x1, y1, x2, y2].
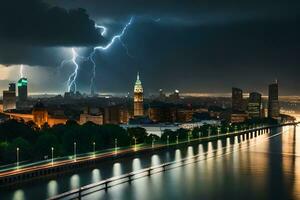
[1, 1, 300, 199]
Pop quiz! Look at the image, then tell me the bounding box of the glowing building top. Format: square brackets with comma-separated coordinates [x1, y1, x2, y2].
[18, 77, 28, 101]
[133, 72, 144, 117]
[134, 72, 143, 93]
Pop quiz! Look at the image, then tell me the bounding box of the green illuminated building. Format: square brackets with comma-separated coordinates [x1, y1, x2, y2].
[18, 78, 28, 101]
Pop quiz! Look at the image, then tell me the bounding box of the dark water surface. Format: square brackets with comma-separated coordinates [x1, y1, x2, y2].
[2, 125, 300, 200]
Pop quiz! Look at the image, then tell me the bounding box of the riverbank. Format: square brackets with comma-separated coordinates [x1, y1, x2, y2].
[0, 122, 297, 187]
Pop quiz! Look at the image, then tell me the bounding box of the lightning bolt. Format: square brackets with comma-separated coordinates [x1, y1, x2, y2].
[89, 17, 134, 94]
[95, 24, 107, 36]
[20, 64, 24, 78]
[60, 17, 134, 93]
[66, 48, 79, 92]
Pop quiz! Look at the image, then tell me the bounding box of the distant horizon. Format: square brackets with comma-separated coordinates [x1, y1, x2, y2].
[1, 92, 300, 100]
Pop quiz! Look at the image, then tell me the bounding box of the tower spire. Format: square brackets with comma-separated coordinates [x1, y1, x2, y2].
[137, 72, 140, 80]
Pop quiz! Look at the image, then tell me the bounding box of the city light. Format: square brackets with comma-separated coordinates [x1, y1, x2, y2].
[74, 142, 77, 162]
[0, 2, 298, 199]
[51, 147, 54, 165]
[93, 142, 96, 158]
[115, 138, 118, 154]
[16, 147, 19, 169]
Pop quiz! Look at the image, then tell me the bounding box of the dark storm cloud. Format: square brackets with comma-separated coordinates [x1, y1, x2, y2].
[85, 14, 300, 95]
[0, 44, 68, 67]
[1, 0, 300, 94]
[0, 0, 106, 66]
[0, 0, 103, 46]
[48, 0, 300, 25]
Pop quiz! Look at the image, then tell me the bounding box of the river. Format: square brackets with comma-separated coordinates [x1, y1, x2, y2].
[2, 125, 300, 200]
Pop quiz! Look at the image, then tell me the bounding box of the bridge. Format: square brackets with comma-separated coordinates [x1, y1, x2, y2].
[0, 122, 298, 188]
[49, 122, 299, 200]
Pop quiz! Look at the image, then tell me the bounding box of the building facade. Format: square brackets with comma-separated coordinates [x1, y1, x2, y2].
[32, 102, 48, 127]
[268, 81, 280, 118]
[80, 113, 103, 125]
[232, 87, 243, 112]
[248, 92, 262, 118]
[3, 90, 16, 111]
[133, 72, 144, 117]
[18, 78, 28, 101]
[9, 83, 16, 92]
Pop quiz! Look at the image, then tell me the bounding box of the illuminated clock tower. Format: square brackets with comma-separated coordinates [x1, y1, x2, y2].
[134, 72, 144, 117]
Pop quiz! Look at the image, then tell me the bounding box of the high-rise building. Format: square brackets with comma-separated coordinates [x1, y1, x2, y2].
[158, 89, 166, 101]
[104, 105, 130, 124]
[3, 88, 16, 111]
[9, 83, 16, 92]
[232, 87, 243, 112]
[268, 81, 280, 118]
[169, 90, 180, 102]
[248, 92, 262, 118]
[18, 78, 28, 101]
[133, 72, 144, 117]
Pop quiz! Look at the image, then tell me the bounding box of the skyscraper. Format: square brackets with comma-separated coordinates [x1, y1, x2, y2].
[18, 78, 28, 101]
[133, 72, 144, 117]
[9, 83, 16, 92]
[3, 83, 16, 111]
[268, 80, 280, 118]
[248, 92, 262, 118]
[232, 87, 243, 112]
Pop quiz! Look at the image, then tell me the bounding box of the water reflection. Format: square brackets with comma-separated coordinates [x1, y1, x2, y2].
[175, 149, 182, 161]
[132, 158, 142, 171]
[4, 125, 300, 200]
[70, 174, 80, 189]
[216, 140, 223, 157]
[294, 125, 300, 199]
[47, 180, 58, 197]
[113, 162, 122, 177]
[91, 168, 101, 183]
[187, 146, 194, 158]
[198, 144, 204, 161]
[12, 189, 25, 200]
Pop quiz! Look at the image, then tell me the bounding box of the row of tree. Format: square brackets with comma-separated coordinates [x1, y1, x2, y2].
[0, 118, 277, 165]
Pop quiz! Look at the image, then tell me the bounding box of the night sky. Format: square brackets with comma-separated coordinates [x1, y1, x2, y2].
[0, 0, 299, 95]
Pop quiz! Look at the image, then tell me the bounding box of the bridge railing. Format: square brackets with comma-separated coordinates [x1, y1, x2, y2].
[48, 123, 285, 200]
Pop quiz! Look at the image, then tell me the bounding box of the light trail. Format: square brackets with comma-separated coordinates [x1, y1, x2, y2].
[66, 48, 79, 92]
[20, 64, 24, 78]
[61, 17, 134, 93]
[89, 17, 134, 94]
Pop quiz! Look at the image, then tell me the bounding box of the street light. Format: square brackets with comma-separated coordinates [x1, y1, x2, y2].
[167, 135, 169, 145]
[51, 147, 54, 165]
[152, 136, 155, 148]
[115, 138, 118, 154]
[93, 142, 96, 158]
[16, 147, 19, 168]
[74, 142, 77, 162]
[176, 135, 179, 144]
[133, 137, 137, 151]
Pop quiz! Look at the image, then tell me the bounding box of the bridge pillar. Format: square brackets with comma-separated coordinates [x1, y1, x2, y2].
[78, 188, 82, 200]
[128, 174, 133, 183]
[105, 182, 108, 192]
